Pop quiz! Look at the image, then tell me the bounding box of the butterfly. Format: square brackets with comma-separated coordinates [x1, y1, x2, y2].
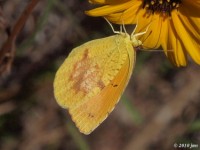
[53, 20, 148, 134]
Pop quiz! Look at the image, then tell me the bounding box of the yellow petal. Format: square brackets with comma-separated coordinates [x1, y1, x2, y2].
[89, 0, 130, 5]
[167, 21, 187, 66]
[178, 8, 200, 41]
[160, 18, 169, 54]
[164, 22, 177, 65]
[180, 0, 200, 17]
[187, 17, 200, 40]
[136, 12, 162, 49]
[86, 1, 135, 16]
[171, 12, 200, 65]
[106, 1, 142, 24]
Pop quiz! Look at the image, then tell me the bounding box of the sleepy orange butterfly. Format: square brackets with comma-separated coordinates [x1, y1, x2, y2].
[53, 20, 148, 134]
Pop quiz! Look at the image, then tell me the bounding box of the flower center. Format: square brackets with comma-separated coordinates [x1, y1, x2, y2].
[143, 0, 182, 15]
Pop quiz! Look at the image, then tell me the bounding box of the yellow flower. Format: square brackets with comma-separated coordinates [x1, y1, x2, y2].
[86, 0, 200, 67]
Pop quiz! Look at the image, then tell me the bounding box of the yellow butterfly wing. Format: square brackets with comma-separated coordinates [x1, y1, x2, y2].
[70, 47, 135, 134]
[54, 34, 135, 134]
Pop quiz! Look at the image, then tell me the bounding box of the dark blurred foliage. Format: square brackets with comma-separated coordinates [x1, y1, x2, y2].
[0, 0, 199, 150]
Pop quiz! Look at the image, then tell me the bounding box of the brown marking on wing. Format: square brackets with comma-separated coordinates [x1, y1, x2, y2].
[98, 80, 105, 89]
[83, 48, 89, 59]
[69, 48, 105, 94]
[88, 113, 94, 118]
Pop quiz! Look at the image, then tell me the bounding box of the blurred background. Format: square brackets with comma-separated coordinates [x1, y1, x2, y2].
[0, 0, 200, 150]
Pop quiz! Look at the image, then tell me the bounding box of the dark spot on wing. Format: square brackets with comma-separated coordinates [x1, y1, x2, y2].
[98, 80, 105, 89]
[88, 113, 94, 118]
[111, 83, 118, 87]
[83, 48, 89, 59]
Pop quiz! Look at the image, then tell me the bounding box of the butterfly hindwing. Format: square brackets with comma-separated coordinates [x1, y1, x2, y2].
[54, 33, 135, 134]
[70, 43, 135, 134]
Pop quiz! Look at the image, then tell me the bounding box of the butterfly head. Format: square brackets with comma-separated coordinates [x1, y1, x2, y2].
[131, 34, 142, 47]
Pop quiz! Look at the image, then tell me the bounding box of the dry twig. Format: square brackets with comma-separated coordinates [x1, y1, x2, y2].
[0, 0, 40, 76]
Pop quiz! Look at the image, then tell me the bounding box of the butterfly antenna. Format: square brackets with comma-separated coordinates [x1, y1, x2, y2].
[104, 17, 120, 34]
[134, 23, 151, 37]
[117, 12, 127, 34]
[122, 20, 127, 34]
[120, 25, 122, 33]
[131, 16, 139, 37]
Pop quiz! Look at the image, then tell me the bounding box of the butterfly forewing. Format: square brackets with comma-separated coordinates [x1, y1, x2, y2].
[69, 38, 135, 134]
[54, 35, 128, 109]
[54, 33, 135, 134]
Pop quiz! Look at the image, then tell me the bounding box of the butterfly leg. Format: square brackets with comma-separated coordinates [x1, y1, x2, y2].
[134, 24, 150, 37]
[104, 17, 120, 34]
[131, 16, 139, 37]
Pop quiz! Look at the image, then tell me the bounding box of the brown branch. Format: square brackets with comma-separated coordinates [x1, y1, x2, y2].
[0, 1, 88, 104]
[0, 0, 40, 75]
